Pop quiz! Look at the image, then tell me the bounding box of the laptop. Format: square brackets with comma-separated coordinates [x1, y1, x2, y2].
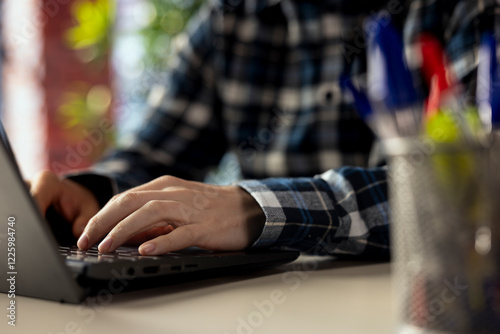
[0, 124, 299, 303]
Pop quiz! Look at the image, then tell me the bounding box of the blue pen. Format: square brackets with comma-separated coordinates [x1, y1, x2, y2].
[340, 75, 373, 120]
[340, 75, 400, 139]
[365, 18, 422, 137]
[477, 31, 500, 132]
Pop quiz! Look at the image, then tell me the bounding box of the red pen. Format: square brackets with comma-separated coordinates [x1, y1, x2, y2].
[418, 33, 456, 118]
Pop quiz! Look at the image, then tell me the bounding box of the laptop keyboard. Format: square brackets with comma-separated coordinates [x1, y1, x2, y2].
[58, 245, 163, 263]
[59, 245, 249, 266]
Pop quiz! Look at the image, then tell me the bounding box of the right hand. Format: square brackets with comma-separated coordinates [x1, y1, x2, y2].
[29, 171, 101, 238]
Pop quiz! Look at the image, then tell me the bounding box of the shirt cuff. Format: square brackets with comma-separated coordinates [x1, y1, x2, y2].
[237, 180, 285, 249]
[236, 177, 337, 251]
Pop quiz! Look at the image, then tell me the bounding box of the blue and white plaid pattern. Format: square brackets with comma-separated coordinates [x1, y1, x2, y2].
[239, 167, 390, 258]
[87, 0, 495, 258]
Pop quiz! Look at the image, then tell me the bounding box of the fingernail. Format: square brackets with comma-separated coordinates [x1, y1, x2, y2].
[140, 243, 156, 255]
[99, 235, 113, 253]
[77, 233, 88, 249]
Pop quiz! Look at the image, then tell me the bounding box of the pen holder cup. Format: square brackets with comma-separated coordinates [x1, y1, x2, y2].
[385, 138, 500, 334]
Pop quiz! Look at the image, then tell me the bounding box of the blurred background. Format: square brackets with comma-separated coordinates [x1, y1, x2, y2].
[1, 0, 204, 178]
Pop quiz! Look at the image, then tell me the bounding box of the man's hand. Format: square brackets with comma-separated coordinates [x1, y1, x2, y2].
[29, 171, 101, 237]
[77, 175, 266, 255]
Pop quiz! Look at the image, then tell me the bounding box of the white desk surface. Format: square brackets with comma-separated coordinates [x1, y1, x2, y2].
[1, 256, 394, 334]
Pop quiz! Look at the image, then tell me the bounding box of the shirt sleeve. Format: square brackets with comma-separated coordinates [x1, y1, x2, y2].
[237, 166, 391, 259]
[91, 4, 228, 193]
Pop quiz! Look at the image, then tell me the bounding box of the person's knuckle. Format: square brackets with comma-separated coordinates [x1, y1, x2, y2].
[34, 170, 58, 188]
[114, 192, 140, 209]
[38, 170, 57, 180]
[110, 194, 120, 202]
[87, 215, 104, 233]
[144, 200, 164, 219]
[111, 222, 128, 238]
[158, 175, 175, 184]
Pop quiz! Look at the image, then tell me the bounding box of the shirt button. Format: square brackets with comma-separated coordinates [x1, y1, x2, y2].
[317, 83, 341, 107]
[325, 91, 334, 103]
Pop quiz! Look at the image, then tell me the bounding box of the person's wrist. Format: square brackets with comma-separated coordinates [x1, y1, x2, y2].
[233, 186, 266, 247]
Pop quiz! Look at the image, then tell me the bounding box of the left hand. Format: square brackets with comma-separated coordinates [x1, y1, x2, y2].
[77, 176, 266, 255]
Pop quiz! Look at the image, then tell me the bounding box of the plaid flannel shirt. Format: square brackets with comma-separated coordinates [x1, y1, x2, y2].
[86, 0, 496, 258]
